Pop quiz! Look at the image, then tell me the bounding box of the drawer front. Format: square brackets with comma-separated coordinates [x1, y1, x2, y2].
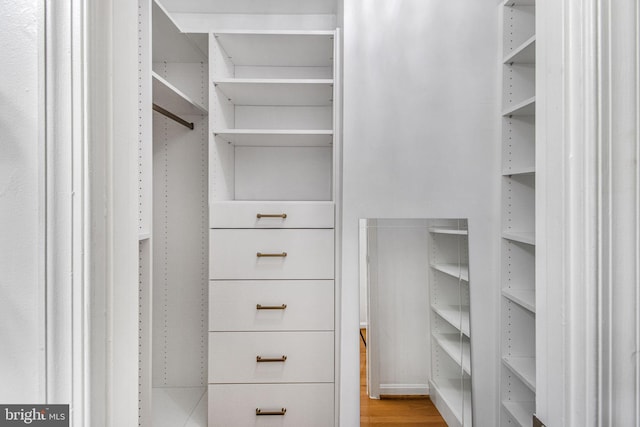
[208, 331, 334, 384]
[210, 201, 334, 229]
[210, 229, 334, 280]
[208, 383, 334, 427]
[209, 280, 334, 332]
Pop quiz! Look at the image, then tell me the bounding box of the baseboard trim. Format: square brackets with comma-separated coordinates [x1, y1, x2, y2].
[379, 384, 429, 395]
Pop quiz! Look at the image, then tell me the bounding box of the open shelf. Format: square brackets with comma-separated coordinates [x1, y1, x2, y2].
[433, 333, 471, 375]
[431, 263, 470, 282]
[430, 378, 472, 427]
[152, 386, 206, 427]
[432, 304, 470, 337]
[503, 0, 536, 6]
[502, 167, 535, 176]
[503, 357, 536, 392]
[213, 78, 333, 106]
[503, 96, 536, 117]
[152, 1, 207, 63]
[429, 227, 469, 236]
[502, 231, 535, 246]
[504, 35, 536, 65]
[153, 72, 208, 115]
[502, 400, 535, 427]
[159, 0, 337, 15]
[502, 288, 535, 313]
[214, 32, 334, 67]
[213, 129, 332, 146]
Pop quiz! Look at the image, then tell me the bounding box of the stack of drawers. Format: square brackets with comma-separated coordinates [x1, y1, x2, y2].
[208, 201, 335, 426]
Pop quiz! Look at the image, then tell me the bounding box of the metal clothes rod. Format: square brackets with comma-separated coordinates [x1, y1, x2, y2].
[152, 103, 194, 130]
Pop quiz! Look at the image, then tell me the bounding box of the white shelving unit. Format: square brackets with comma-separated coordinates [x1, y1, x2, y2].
[138, 1, 209, 426]
[428, 219, 472, 427]
[500, 4, 536, 425]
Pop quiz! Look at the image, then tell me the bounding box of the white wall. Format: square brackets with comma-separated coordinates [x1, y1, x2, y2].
[341, 1, 500, 425]
[0, 0, 44, 402]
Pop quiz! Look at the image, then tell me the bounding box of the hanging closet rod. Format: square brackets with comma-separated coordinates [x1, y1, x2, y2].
[152, 103, 194, 130]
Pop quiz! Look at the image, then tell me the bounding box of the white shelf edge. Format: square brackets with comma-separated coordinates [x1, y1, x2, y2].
[431, 263, 470, 282]
[152, 71, 208, 114]
[139, 233, 151, 241]
[502, 96, 536, 117]
[502, 288, 536, 313]
[432, 333, 471, 375]
[502, 400, 535, 427]
[213, 129, 333, 135]
[428, 227, 469, 236]
[502, 167, 535, 176]
[213, 78, 334, 85]
[502, 357, 536, 392]
[212, 30, 335, 36]
[503, 35, 536, 64]
[431, 304, 471, 338]
[502, 231, 535, 245]
[503, 0, 536, 6]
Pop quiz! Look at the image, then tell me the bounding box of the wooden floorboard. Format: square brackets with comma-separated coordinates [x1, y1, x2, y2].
[360, 329, 447, 427]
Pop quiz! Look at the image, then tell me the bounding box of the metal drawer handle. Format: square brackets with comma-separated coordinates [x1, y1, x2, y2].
[256, 408, 287, 416]
[256, 304, 287, 310]
[257, 213, 287, 219]
[257, 252, 287, 258]
[256, 355, 287, 363]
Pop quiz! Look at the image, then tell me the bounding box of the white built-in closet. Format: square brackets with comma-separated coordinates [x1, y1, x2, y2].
[138, 1, 339, 426]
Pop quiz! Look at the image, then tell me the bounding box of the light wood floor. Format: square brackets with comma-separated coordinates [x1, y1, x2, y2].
[360, 329, 448, 426]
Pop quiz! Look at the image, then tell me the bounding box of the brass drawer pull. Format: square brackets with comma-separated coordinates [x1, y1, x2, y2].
[256, 408, 287, 416]
[257, 213, 287, 219]
[257, 252, 287, 258]
[256, 355, 287, 363]
[256, 304, 287, 310]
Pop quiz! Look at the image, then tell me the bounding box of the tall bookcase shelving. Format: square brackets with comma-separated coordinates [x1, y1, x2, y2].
[208, 29, 339, 426]
[500, 1, 536, 426]
[428, 220, 472, 427]
[138, 1, 209, 425]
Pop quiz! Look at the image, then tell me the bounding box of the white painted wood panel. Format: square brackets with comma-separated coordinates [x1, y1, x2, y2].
[210, 201, 334, 228]
[209, 280, 334, 331]
[210, 229, 334, 279]
[234, 146, 332, 201]
[208, 383, 334, 427]
[208, 331, 334, 383]
[213, 79, 333, 106]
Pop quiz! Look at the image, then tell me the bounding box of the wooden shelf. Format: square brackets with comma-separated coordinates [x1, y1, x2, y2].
[214, 32, 334, 67]
[503, 96, 536, 117]
[502, 288, 535, 313]
[153, 72, 208, 115]
[152, 1, 207, 63]
[213, 129, 333, 146]
[433, 333, 471, 375]
[432, 304, 470, 337]
[431, 263, 470, 282]
[428, 227, 468, 236]
[502, 231, 535, 245]
[213, 78, 333, 106]
[502, 400, 535, 427]
[504, 35, 536, 64]
[503, 357, 536, 392]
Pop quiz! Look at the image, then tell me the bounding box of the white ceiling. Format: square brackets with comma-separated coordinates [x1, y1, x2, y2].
[158, 0, 337, 15]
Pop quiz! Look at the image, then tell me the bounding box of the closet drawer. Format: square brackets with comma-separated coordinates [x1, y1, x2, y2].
[209, 229, 334, 280]
[208, 383, 334, 427]
[209, 280, 334, 331]
[208, 331, 334, 384]
[210, 201, 334, 229]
